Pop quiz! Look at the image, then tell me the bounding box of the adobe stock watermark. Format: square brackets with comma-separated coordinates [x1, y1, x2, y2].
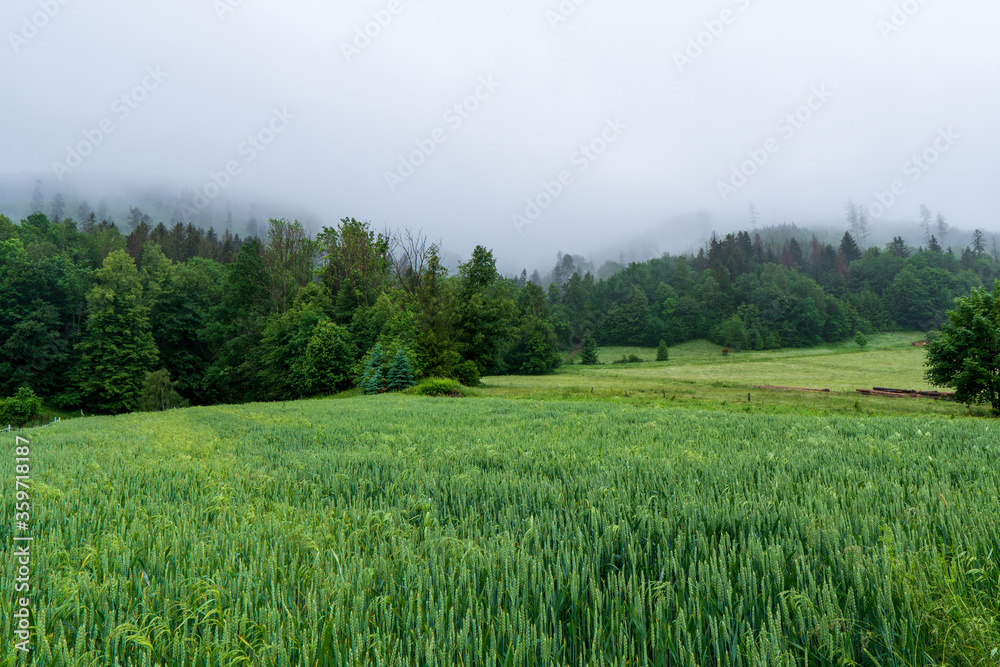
[878, 0, 931, 40]
[213, 0, 247, 20]
[8, 0, 73, 54]
[546, 0, 590, 30]
[511, 118, 627, 234]
[717, 85, 832, 202]
[384, 76, 501, 192]
[673, 0, 754, 74]
[177, 108, 295, 219]
[51, 66, 170, 182]
[341, 0, 409, 63]
[865, 126, 958, 219]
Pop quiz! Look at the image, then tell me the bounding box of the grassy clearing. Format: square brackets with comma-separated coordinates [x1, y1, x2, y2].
[2, 396, 997, 665]
[482, 333, 989, 418]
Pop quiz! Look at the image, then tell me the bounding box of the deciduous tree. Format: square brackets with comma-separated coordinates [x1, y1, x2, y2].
[925, 281, 1000, 415]
[74, 251, 159, 413]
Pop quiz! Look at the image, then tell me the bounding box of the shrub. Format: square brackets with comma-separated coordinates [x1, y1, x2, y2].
[613, 354, 644, 365]
[411, 378, 466, 397]
[0, 387, 43, 427]
[656, 340, 670, 362]
[139, 370, 190, 412]
[454, 360, 481, 387]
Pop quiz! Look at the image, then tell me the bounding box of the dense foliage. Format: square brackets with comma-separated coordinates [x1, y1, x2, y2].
[925, 280, 1000, 414]
[0, 386, 42, 427]
[4, 396, 998, 665]
[0, 213, 561, 413]
[544, 230, 998, 351]
[2, 208, 996, 413]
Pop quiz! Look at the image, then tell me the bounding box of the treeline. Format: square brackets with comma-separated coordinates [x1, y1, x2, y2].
[544, 229, 999, 351]
[0, 214, 560, 414]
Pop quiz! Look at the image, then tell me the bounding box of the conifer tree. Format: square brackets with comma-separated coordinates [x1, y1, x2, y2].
[580, 332, 599, 365]
[386, 348, 416, 392]
[360, 344, 385, 395]
[657, 339, 670, 362]
[415, 248, 460, 377]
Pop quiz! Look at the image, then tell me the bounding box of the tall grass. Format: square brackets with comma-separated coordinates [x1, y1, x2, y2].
[1, 397, 997, 665]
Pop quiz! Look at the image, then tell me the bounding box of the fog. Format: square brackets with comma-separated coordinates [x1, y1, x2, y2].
[2, 0, 998, 270]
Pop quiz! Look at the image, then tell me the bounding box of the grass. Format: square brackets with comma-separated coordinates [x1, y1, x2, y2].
[2, 395, 998, 665]
[483, 332, 988, 418]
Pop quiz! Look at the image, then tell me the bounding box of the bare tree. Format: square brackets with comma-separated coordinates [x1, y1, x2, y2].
[919, 205, 933, 244]
[391, 227, 440, 295]
[846, 200, 871, 250]
[935, 213, 949, 246]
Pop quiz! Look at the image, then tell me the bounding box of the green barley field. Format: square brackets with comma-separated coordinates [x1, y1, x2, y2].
[2, 337, 999, 666]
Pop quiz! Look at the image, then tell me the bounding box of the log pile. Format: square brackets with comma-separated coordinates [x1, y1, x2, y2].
[856, 387, 954, 400]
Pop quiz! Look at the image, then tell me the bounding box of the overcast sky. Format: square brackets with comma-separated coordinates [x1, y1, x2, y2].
[2, 0, 998, 266]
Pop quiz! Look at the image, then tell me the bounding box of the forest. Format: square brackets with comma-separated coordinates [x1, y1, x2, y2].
[545, 225, 999, 352]
[1, 208, 997, 414]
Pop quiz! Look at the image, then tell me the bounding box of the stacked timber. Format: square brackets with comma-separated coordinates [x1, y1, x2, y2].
[856, 387, 955, 400]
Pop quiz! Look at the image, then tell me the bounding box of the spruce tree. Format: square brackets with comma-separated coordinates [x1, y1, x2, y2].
[657, 339, 670, 361]
[385, 348, 416, 392]
[360, 344, 385, 395]
[580, 333, 599, 365]
[415, 248, 460, 377]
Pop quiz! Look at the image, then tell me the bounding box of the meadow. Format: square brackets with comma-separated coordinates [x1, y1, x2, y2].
[2, 376, 999, 665]
[482, 333, 988, 417]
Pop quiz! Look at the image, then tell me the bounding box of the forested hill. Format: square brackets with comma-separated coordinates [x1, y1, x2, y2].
[0, 213, 563, 414]
[544, 229, 999, 351]
[1, 210, 997, 416]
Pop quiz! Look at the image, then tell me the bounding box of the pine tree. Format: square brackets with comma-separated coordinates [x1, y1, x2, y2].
[886, 236, 911, 258]
[385, 348, 416, 392]
[76, 201, 92, 224]
[50, 193, 65, 222]
[580, 333, 599, 365]
[973, 229, 987, 256]
[935, 213, 949, 244]
[839, 232, 862, 262]
[455, 246, 515, 376]
[360, 344, 385, 395]
[657, 339, 670, 362]
[845, 200, 871, 250]
[30, 180, 44, 214]
[415, 248, 460, 377]
[918, 205, 934, 244]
